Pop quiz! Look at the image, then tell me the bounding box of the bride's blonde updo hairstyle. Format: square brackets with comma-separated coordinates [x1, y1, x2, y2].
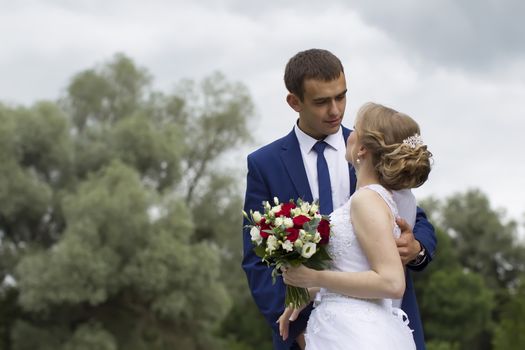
[355, 102, 432, 190]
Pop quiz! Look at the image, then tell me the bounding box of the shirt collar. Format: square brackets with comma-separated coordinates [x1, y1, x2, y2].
[294, 122, 344, 154]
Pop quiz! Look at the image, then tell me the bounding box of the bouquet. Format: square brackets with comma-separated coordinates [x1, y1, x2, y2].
[243, 197, 332, 308]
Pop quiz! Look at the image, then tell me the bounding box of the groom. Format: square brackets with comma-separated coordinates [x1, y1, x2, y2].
[242, 49, 436, 350]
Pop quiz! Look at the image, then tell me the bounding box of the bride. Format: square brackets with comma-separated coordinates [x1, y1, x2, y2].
[279, 102, 432, 349]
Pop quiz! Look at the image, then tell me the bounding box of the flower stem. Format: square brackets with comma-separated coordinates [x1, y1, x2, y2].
[285, 286, 310, 309]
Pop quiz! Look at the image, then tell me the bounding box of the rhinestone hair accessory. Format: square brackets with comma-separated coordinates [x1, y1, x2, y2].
[402, 134, 424, 149]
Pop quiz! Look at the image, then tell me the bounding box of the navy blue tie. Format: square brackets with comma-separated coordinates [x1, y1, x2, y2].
[313, 141, 333, 215]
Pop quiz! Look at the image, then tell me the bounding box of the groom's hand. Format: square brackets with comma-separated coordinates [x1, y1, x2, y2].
[395, 217, 422, 265]
[278, 305, 304, 341]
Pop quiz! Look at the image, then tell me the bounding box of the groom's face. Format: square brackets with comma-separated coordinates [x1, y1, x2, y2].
[294, 73, 347, 140]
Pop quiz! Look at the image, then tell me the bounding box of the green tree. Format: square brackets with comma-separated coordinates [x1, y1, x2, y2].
[419, 269, 493, 349]
[414, 227, 493, 350]
[416, 191, 525, 350]
[427, 190, 524, 291]
[426, 341, 460, 350]
[493, 279, 525, 350]
[0, 54, 255, 350]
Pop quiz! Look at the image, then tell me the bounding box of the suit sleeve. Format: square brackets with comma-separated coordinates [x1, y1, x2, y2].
[241, 155, 311, 344]
[408, 206, 437, 271]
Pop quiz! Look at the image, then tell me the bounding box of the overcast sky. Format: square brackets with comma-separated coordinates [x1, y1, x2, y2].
[1, 0, 524, 225]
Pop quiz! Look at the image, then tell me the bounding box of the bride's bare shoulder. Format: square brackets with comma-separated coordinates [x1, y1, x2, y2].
[351, 188, 386, 210]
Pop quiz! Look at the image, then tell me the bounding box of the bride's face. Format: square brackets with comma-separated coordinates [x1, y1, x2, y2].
[345, 121, 361, 165]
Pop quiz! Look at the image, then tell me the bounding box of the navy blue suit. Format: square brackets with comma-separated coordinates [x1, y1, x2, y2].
[242, 126, 436, 350]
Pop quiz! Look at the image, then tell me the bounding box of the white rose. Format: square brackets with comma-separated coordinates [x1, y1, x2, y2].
[250, 226, 262, 245]
[294, 239, 303, 249]
[301, 242, 317, 258]
[301, 202, 310, 214]
[291, 208, 302, 217]
[274, 217, 284, 227]
[299, 229, 306, 239]
[271, 205, 282, 214]
[282, 240, 294, 252]
[283, 217, 294, 228]
[252, 211, 262, 223]
[309, 204, 319, 214]
[266, 235, 278, 253]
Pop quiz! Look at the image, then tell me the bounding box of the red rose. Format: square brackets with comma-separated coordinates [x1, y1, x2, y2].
[317, 219, 330, 244]
[285, 228, 299, 242]
[275, 202, 296, 217]
[293, 215, 311, 228]
[258, 218, 271, 238]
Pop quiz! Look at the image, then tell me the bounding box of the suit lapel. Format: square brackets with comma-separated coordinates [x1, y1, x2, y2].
[280, 129, 313, 202]
[342, 127, 357, 195]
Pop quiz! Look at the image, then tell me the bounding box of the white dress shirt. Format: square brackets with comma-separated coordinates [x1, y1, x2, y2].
[391, 189, 417, 308]
[294, 125, 351, 210]
[393, 189, 417, 229]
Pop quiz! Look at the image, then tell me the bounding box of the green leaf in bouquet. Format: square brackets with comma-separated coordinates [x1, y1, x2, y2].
[274, 260, 287, 274]
[271, 267, 279, 284]
[303, 217, 321, 233]
[273, 227, 285, 240]
[303, 246, 331, 270]
[279, 250, 300, 261]
[288, 257, 304, 267]
[253, 244, 266, 258]
[314, 245, 331, 261]
[262, 229, 273, 235]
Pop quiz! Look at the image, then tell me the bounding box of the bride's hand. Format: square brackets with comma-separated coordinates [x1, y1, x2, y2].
[278, 304, 305, 341]
[282, 265, 318, 288]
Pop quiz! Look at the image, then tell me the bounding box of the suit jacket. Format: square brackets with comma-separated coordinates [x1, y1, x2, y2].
[242, 126, 436, 350]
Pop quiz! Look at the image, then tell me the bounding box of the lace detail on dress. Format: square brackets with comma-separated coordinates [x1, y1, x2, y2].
[307, 305, 336, 335]
[326, 200, 354, 260]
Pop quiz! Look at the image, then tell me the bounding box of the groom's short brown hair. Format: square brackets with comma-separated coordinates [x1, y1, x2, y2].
[284, 49, 344, 101]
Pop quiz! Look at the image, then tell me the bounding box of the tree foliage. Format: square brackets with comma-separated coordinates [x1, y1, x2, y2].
[421, 190, 524, 290]
[0, 54, 255, 350]
[417, 191, 525, 350]
[492, 279, 525, 350]
[420, 269, 493, 348]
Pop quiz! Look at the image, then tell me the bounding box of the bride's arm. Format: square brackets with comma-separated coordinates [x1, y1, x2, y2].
[283, 189, 405, 299]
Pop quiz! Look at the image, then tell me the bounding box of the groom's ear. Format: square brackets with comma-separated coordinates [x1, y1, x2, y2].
[286, 93, 302, 112]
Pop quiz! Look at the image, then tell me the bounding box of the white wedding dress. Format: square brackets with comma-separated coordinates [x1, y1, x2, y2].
[305, 184, 416, 350]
